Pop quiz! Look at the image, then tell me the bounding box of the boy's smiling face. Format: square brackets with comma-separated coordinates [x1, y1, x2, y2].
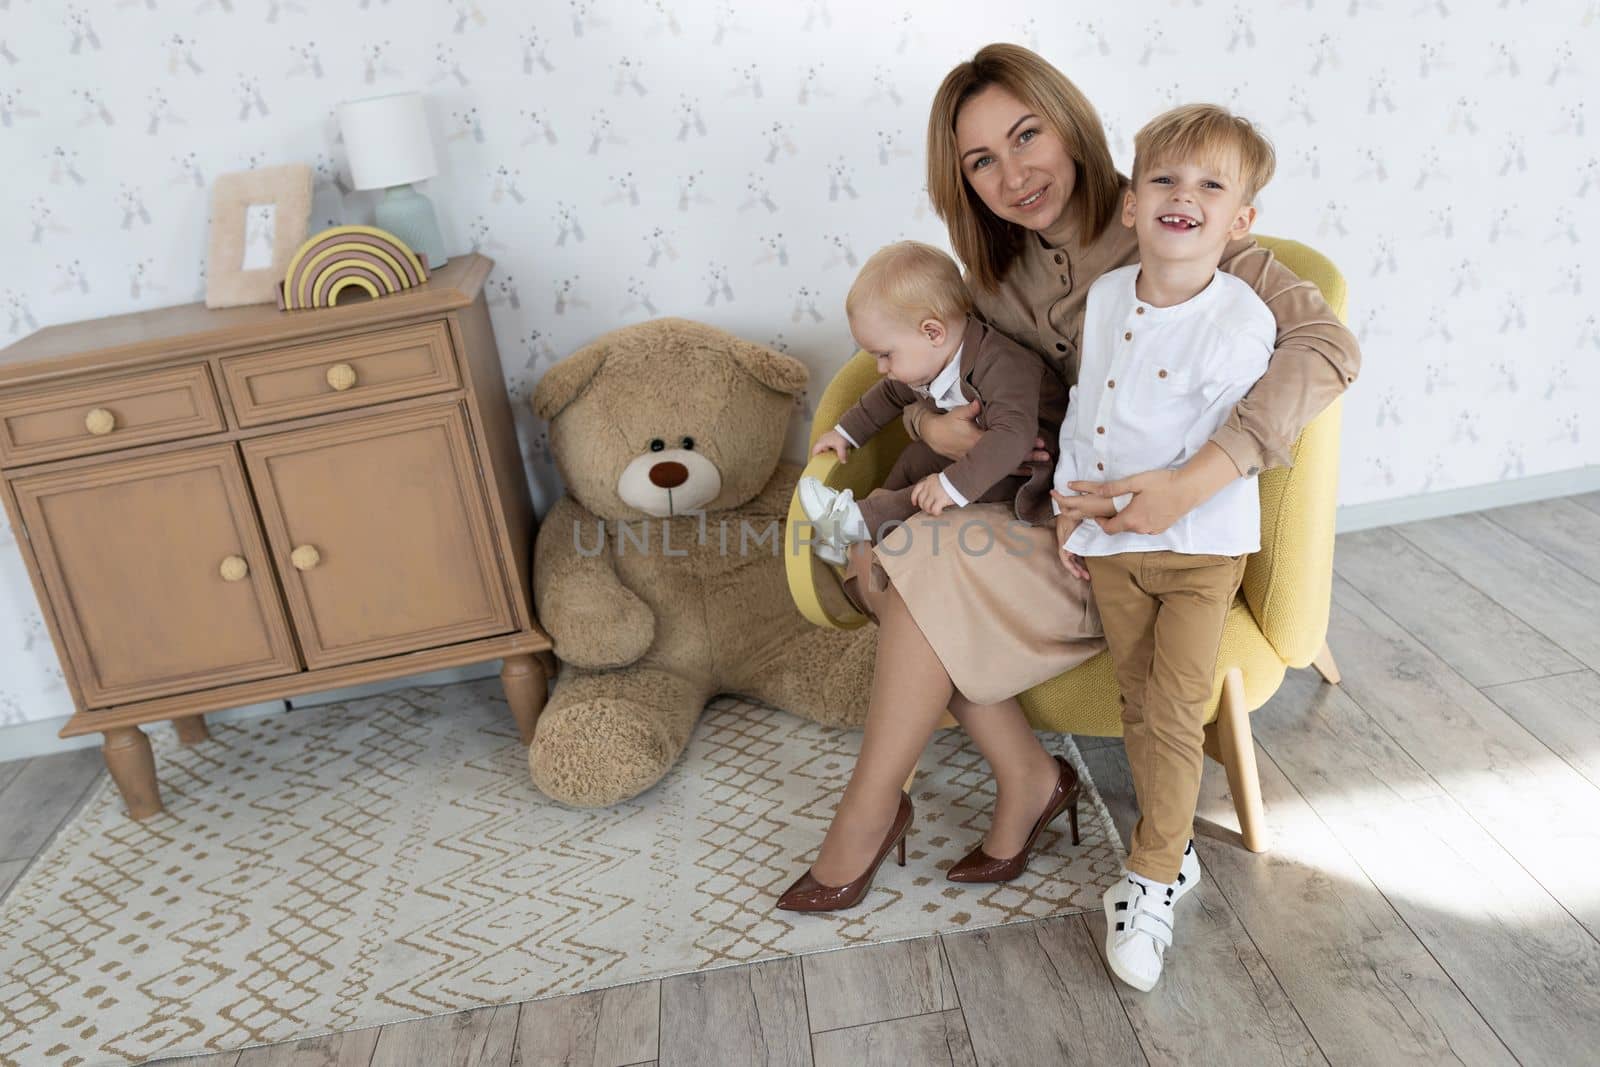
[1123, 151, 1257, 267]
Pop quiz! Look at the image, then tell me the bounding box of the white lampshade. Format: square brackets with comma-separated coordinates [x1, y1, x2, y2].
[338, 92, 438, 190]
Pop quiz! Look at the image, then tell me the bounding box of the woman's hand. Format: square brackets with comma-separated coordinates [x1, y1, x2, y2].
[1051, 489, 1117, 523]
[1066, 442, 1241, 536]
[1067, 470, 1189, 535]
[918, 399, 985, 461]
[920, 399, 1050, 472]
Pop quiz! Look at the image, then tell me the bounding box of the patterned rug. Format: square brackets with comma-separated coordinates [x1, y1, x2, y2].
[0, 679, 1124, 1066]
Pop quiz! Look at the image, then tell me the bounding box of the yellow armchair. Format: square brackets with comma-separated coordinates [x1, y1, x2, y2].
[784, 236, 1347, 853]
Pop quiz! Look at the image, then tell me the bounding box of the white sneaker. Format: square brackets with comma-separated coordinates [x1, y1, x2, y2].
[812, 540, 849, 566]
[797, 477, 868, 564]
[1102, 841, 1198, 992]
[1103, 875, 1176, 992]
[1170, 839, 1201, 904]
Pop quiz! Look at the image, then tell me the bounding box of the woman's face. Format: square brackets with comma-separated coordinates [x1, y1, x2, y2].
[954, 84, 1077, 232]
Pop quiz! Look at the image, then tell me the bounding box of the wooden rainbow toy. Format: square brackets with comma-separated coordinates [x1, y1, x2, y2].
[278, 224, 430, 311]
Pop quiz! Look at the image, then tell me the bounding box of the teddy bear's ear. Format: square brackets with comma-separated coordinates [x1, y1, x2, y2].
[726, 337, 809, 397]
[531, 337, 611, 421]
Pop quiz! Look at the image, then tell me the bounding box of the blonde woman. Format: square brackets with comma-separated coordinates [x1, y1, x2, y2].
[777, 44, 1358, 914]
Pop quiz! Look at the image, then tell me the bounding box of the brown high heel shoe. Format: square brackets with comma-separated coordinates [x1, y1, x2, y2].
[776, 792, 914, 913]
[946, 755, 1080, 884]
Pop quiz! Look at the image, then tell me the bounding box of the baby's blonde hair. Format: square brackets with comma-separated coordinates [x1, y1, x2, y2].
[1132, 104, 1276, 204]
[845, 240, 974, 328]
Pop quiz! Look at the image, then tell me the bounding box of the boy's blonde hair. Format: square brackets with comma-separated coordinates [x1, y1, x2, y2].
[845, 240, 974, 327]
[1132, 104, 1276, 204]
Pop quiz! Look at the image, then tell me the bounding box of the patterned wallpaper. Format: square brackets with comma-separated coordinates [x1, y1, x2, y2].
[0, 1, 1596, 729]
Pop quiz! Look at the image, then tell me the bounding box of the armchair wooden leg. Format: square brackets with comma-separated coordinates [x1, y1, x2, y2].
[174, 715, 210, 745]
[1311, 641, 1341, 686]
[501, 654, 549, 746]
[1207, 668, 1270, 853]
[103, 726, 163, 820]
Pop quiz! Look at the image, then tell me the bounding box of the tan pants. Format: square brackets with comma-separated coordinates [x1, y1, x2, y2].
[1086, 550, 1248, 883]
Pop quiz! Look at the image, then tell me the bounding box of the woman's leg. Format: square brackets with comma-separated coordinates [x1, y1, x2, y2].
[811, 576, 955, 885]
[946, 694, 1063, 857]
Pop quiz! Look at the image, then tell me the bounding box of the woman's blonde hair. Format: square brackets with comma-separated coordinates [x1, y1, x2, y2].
[845, 241, 973, 326]
[1132, 104, 1277, 203]
[926, 43, 1121, 293]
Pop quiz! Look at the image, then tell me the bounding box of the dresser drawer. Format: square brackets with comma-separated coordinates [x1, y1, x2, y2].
[0, 364, 225, 467]
[220, 320, 460, 427]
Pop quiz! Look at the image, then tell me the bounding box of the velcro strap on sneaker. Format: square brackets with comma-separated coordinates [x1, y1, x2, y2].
[824, 491, 861, 541]
[1125, 900, 1174, 949]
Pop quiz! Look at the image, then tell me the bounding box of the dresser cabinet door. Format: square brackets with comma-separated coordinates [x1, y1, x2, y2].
[239, 402, 515, 669]
[10, 445, 300, 706]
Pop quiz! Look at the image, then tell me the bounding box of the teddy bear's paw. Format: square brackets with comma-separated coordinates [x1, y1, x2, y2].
[548, 589, 656, 670]
[529, 697, 675, 807]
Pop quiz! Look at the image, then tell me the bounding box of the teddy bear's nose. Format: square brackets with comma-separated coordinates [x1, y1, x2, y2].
[649, 461, 689, 489]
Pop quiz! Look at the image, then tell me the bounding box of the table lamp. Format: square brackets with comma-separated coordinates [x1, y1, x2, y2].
[337, 91, 448, 269]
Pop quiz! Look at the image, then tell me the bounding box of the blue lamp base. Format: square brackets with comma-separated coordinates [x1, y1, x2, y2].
[375, 183, 448, 270]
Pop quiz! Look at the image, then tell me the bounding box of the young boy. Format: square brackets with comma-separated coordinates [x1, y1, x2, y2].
[1052, 104, 1277, 992]
[799, 240, 1067, 563]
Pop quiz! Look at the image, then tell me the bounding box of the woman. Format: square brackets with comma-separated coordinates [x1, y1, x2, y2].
[776, 44, 1359, 911]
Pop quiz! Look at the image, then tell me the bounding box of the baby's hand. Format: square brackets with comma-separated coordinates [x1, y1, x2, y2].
[811, 429, 851, 464]
[910, 473, 956, 516]
[1053, 512, 1089, 580]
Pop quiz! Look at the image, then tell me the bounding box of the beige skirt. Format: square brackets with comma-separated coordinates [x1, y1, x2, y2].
[847, 503, 1106, 706]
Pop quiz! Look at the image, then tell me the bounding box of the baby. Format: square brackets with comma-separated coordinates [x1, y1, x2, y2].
[1051, 104, 1277, 993]
[799, 240, 1067, 563]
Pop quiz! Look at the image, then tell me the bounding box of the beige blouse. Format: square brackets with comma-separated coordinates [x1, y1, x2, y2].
[909, 177, 1361, 476]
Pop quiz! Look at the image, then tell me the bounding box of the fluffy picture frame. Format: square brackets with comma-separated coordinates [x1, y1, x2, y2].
[204, 164, 313, 308]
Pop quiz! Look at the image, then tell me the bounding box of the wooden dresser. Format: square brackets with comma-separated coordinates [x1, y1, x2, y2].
[0, 254, 551, 819]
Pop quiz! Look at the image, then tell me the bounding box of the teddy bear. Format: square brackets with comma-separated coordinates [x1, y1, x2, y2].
[528, 317, 878, 807]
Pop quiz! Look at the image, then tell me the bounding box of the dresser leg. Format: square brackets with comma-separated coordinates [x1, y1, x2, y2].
[103, 726, 163, 820]
[501, 654, 549, 746]
[174, 715, 210, 745]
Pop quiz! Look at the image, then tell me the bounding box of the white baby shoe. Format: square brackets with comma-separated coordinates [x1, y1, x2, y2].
[1102, 842, 1201, 992]
[797, 477, 869, 565]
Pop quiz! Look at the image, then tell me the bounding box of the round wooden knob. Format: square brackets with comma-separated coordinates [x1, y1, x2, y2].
[326, 363, 357, 391]
[290, 544, 321, 571]
[219, 555, 249, 582]
[85, 408, 116, 435]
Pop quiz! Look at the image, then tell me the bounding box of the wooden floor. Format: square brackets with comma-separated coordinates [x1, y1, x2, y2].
[4, 496, 1600, 1066]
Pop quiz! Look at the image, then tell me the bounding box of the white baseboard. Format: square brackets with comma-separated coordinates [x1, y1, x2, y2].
[1336, 464, 1600, 533]
[0, 661, 505, 764]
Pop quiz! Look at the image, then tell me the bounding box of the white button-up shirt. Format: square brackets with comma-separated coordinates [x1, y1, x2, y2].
[1054, 264, 1274, 558]
[836, 340, 971, 506]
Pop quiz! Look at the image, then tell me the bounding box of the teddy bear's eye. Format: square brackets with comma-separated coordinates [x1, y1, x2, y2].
[649, 438, 665, 452]
[681, 436, 695, 450]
